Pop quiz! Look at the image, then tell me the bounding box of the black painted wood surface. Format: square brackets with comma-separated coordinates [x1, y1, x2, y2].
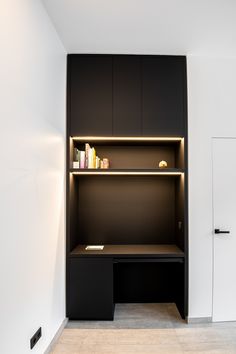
[75, 175, 176, 245]
[68, 54, 187, 137]
[68, 258, 114, 320]
[66, 54, 188, 320]
[69, 55, 113, 136]
[113, 56, 142, 136]
[70, 244, 184, 257]
[142, 56, 185, 136]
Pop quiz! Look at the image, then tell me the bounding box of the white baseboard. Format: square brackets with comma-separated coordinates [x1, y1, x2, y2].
[44, 318, 68, 354]
[187, 317, 212, 324]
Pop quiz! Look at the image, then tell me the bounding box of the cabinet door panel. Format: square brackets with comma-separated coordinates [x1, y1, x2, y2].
[113, 56, 141, 136]
[69, 55, 112, 136]
[142, 56, 185, 136]
[67, 258, 114, 320]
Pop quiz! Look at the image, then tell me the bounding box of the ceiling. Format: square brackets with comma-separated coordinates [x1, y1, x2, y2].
[42, 0, 236, 56]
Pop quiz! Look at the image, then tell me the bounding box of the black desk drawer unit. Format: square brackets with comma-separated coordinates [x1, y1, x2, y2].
[67, 258, 114, 320]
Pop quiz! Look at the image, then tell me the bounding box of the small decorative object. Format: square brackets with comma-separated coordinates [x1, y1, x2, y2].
[74, 148, 79, 162]
[103, 158, 109, 169]
[159, 160, 168, 168]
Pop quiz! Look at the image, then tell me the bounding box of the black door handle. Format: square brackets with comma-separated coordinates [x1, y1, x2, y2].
[215, 228, 230, 234]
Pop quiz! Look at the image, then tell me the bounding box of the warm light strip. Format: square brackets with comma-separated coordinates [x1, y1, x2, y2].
[70, 171, 183, 176]
[71, 136, 183, 142]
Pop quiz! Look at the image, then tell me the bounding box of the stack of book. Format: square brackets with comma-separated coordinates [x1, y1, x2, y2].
[73, 143, 108, 169]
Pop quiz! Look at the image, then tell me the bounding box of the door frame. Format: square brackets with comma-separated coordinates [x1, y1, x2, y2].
[211, 136, 236, 321]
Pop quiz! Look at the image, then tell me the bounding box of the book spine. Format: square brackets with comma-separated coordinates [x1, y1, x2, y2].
[85, 143, 90, 168]
[88, 147, 93, 168]
[96, 156, 100, 169]
[93, 148, 96, 168]
[80, 151, 85, 169]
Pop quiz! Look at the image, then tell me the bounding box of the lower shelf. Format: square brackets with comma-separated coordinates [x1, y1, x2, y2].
[70, 244, 184, 258]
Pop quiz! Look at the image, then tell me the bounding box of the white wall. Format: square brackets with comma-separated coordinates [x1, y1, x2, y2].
[188, 56, 236, 318]
[41, 0, 236, 321]
[0, 3, 234, 343]
[0, 1, 66, 353]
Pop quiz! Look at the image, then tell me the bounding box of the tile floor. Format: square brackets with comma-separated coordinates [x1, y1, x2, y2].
[51, 304, 236, 353]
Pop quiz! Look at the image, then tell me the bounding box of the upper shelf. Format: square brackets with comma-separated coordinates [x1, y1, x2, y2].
[70, 136, 185, 171]
[71, 136, 184, 146]
[70, 168, 184, 176]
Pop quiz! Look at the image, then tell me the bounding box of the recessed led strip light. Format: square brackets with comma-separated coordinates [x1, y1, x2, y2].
[71, 136, 183, 142]
[70, 171, 183, 176]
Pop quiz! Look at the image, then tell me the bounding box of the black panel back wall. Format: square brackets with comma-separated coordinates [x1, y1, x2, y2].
[94, 145, 175, 169]
[76, 176, 176, 245]
[114, 262, 181, 303]
[73, 143, 177, 169]
[69, 55, 113, 136]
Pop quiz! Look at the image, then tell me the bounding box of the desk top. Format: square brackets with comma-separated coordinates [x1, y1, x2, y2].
[70, 244, 184, 258]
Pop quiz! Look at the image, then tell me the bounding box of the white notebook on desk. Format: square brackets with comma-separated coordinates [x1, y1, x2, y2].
[85, 245, 104, 250]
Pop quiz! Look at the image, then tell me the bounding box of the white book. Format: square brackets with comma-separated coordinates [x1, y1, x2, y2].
[88, 147, 95, 168]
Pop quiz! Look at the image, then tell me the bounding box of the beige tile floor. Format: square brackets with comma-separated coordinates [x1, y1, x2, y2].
[51, 304, 236, 354]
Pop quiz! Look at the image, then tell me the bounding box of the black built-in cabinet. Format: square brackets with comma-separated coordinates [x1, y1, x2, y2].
[113, 55, 142, 136]
[142, 56, 185, 136]
[70, 55, 113, 136]
[68, 258, 114, 320]
[68, 54, 186, 137]
[67, 54, 188, 321]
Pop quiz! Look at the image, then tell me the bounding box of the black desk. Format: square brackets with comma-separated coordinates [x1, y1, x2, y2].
[67, 245, 185, 320]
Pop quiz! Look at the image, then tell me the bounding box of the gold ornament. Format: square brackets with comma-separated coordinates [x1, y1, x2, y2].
[159, 160, 168, 168]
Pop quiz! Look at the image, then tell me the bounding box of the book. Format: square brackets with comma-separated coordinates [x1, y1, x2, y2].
[80, 151, 85, 169]
[93, 148, 96, 168]
[88, 147, 93, 168]
[85, 143, 90, 168]
[96, 156, 100, 169]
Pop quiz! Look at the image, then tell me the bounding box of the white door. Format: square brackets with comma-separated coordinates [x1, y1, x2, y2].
[212, 138, 236, 322]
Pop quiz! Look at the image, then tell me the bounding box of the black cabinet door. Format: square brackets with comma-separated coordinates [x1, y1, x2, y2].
[67, 258, 114, 320]
[142, 56, 186, 136]
[113, 56, 142, 136]
[69, 55, 113, 136]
